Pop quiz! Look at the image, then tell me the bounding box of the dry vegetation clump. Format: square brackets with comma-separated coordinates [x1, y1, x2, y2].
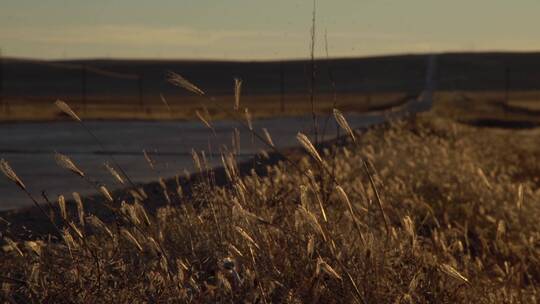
[1, 114, 540, 303]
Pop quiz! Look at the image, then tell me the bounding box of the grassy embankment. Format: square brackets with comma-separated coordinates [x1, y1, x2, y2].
[1, 105, 539, 302]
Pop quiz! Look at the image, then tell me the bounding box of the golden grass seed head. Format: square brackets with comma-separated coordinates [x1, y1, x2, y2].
[517, 184, 524, 210]
[24, 240, 43, 257]
[195, 109, 213, 131]
[99, 185, 114, 202]
[221, 154, 233, 182]
[158, 177, 168, 191]
[129, 189, 144, 202]
[234, 226, 260, 250]
[191, 149, 202, 173]
[58, 195, 67, 220]
[55, 153, 85, 177]
[142, 150, 155, 170]
[262, 128, 275, 147]
[137, 187, 148, 199]
[333, 108, 356, 142]
[121, 201, 141, 226]
[73, 192, 85, 226]
[217, 271, 233, 293]
[439, 263, 470, 285]
[54, 99, 81, 122]
[296, 132, 324, 165]
[402, 215, 415, 239]
[307, 235, 315, 257]
[3, 238, 24, 257]
[86, 215, 113, 238]
[134, 202, 151, 226]
[296, 205, 326, 241]
[299, 185, 309, 207]
[120, 228, 143, 252]
[159, 93, 171, 111]
[62, 229, 78, 252]
[68, 222, 84, 239]
[105, 162, 125, 184]
[166, 71, 205, 95]
[335, 185, 358, 218]
[227, 243, 244, 257]
[0, 159, 26, 190]
[232, 198, 263, 223]
[244, 108, 253, 131]
[316, 257, 342, 281]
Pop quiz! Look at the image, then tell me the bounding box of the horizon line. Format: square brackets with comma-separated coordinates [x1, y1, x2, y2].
[3, 50, 540, 63]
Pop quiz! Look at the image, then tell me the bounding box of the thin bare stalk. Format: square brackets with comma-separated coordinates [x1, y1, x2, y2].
[362, 160, 390, 238]
[309, 0, 318, 145]
[54, 100, 139, 192]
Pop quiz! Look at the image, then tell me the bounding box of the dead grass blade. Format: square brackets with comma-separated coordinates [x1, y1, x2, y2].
[54, 100, 81, 122]
[166, 72, 205, 95]
[195, 110, 214, 132]
[105, 162, 125, 184]
[159, 93, 171, 111]
[55, 153, 85, 177]
[440, 263, 470, 285]
[0, 159, 26, 190]
[58, 195, 67, 220]
[262, 128, 275, 147]
[333, 108, 356, 142]
[297, 132, 324, 165]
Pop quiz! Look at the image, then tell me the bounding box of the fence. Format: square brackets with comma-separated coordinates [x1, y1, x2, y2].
[2, 53, 540, 116]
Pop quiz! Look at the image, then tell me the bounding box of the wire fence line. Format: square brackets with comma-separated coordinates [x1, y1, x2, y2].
[0, 57, 146, 113]
[2, 53, 540, 115]
[5, 58, 139, 79]
[0, 58, 421, 115]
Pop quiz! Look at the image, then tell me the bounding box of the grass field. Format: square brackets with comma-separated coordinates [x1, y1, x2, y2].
[0, 92, 410, 121]
[1, 111, 539, 303]
[4, 90, 540, 124]
[433, 90, 540, 126]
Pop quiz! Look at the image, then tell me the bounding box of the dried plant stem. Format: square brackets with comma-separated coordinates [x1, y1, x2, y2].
[309, 0, 318, 145]
[55, 100, 138, 191]
[42, 190, 103, 291]
[362, 160, 390, 238]
[79, 122, 137, 188]
[249, 246, 268, 304]
[336, 186, 366, 245]
[320, 28, 338, 142]
[1, 159, 63, 237]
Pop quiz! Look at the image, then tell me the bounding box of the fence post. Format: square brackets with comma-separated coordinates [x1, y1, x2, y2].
[81, 64, 87, 113]
[138, 74, 144, 111]
[0, 48, 4, 114]
[504, 67, 510, 105]
[364, 77, 371, 107]
[280, 61, 285, 113]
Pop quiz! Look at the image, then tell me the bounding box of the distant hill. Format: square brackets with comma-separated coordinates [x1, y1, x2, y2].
[3, 52, 540, 102]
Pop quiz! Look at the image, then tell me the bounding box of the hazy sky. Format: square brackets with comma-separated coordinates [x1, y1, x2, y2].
[2, 0, 540, 60]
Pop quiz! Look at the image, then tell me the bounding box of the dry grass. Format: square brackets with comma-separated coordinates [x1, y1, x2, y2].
[1, 112, 540, 303]
[433, 90, 540, 125]
[0, 92, 408, 122]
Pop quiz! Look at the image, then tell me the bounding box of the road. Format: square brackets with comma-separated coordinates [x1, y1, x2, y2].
[0, 56, 436, 211]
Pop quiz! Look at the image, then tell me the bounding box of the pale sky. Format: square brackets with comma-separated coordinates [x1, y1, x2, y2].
[1, 0, 540, 60]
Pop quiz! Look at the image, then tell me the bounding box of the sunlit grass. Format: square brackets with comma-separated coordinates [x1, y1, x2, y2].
[1, 113, 539, 303]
